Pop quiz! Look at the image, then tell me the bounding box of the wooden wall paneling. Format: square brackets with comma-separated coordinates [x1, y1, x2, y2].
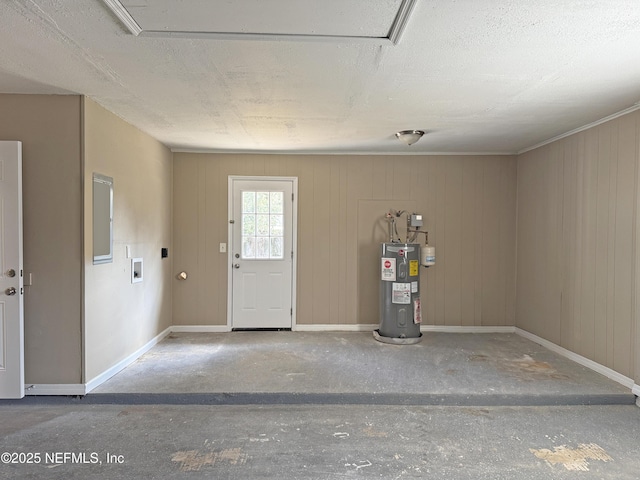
[481, 157, 503, 325]
[515, 110, 640, 382]
[390, 155, 404, 200]
[444, 156, 463, 326]
[328, 158, 341, 324]
[514, 153, 532, 332]
[371, 156, 387, 200]
[196, 158, 208, 324]
[206, 158, 223, 325]
[312, 159, 332, 324]
[296, 158, 315, 324]
[548, 142, 564, 344]
[409, 157, 422, 204]
[612, 114, 636, 377]
[534, 150, 549, 333]
[606, 121, 619, 369]
[594, 124, 612, 365]
[337, 158, 349, 324]
[498, 156, 515, 326]
[432, 157, 447, 325]
[425, 157, 438, 325]
[461, 157, 478, 326]
[474, 159, 487, 326]
[172, 153, 518, 329]
[560, 135, 577, 351]
[501, 157, 518, 325]
[517, 148, 550, 337]
[348, 157, 373, 324]
[579, 130, 599, 360]
[172, 156, 199, 324]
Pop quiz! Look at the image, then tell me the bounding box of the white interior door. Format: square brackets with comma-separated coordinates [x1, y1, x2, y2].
[229, 177, 296, 329]
[0, 141, 24, 399]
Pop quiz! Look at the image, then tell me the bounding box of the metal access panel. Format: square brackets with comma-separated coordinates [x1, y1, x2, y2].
[379, 243, 421, 339]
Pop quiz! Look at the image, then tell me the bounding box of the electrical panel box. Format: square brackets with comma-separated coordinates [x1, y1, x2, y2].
[408, 214, 423, 228]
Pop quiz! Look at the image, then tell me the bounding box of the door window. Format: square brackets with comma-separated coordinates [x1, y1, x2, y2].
[241, 191, 284, 259]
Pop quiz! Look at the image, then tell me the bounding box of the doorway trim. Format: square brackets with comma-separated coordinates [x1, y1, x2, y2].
[227, 176, 298, 330]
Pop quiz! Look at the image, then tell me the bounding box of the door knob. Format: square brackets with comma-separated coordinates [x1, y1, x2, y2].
[5, 287, 16, 296]
[233, 264, 240, 269]
[6, 269, 15, 278]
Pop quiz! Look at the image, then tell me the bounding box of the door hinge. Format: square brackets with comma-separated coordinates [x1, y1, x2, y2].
[292, 193, 294, 201]
[290, 307, 293, 316]
[291, 251, 294, 260]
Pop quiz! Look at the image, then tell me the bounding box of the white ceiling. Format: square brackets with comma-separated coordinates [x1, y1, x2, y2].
[1, 0, 640, 154]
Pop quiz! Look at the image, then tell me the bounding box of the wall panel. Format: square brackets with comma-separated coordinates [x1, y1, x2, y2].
[173, 154, 517, 328]
[516, 110, 640, 382]
[0, 94, 82, 384]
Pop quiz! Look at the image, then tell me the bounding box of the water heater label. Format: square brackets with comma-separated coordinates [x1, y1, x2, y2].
[414, 298, 422, 324]
[409, 260, 419, 276]
[392, 283, 411, 304]
[381, 258, 396, 281]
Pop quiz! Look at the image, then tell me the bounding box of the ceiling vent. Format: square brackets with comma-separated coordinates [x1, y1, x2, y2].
[102, 0, 417, 45]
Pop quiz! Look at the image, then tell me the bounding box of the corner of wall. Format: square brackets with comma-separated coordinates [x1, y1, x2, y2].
[83, 99, 173, 381]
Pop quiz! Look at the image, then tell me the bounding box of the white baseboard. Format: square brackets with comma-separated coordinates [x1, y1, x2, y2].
[515, 328, 635, 390]
[294, 324, 518, 333]
[25, 384, 86, 396]
[170, 325, 231, 333]
[84, 327, 172, 394]
[421, 325, 516, 334]
[294, 324, 378, 332]
[633, 384, 640, 397]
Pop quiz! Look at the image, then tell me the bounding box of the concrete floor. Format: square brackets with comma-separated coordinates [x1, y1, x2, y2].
[91, 332, 632, 404]
[2, 331, 639, 479]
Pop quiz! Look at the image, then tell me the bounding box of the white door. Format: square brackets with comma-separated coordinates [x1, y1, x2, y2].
[229, 177, 296, 329]
[0, 141, 24, 399]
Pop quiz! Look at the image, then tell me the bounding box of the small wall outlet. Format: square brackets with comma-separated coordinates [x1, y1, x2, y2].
[219, 243, 227, 253]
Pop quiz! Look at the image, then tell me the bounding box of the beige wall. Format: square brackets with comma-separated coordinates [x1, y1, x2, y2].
[516, 110, 640, 383]
[173, 153, 517, 327]
[2, 94, 635, 389]
[83, 98, 172, 382]
[0, 94, 82, 384]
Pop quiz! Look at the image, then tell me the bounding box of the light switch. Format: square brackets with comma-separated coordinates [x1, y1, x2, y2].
[219, 243, 227, 253]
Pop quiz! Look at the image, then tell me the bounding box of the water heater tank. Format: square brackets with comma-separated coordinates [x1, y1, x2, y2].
[375, 243, 422, 344]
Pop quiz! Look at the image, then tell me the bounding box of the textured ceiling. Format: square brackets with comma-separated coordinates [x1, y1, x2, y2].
[1, 0, 640, 154]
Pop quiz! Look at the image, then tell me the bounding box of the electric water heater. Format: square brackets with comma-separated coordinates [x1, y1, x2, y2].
[376, 242, 422, 344]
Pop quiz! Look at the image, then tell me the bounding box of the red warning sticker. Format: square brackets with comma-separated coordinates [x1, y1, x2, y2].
[381, 258, 396, 281]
